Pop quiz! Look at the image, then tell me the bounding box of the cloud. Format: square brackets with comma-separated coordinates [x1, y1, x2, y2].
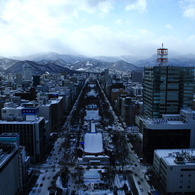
[165, 24, 173, 29]
[0, 0, 194, 58]
[179, 0, 195, 19]
[125, 0, 147, 12]
[115, 19, 122, 26]
[67, 25, 155, 57]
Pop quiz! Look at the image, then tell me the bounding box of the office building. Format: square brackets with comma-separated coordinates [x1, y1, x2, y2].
[15, 73, 23, 85]
[15, 87, 36, 101]
[48, 94, 64, 130]
[23, 64, 32, 81]
[153, 149, 195, 194]
[136, 108, 195, 163]
[0, 143, 20, 195]
[143, 66, 194, 118]
[120, 97, 140, 126]
[131, 70, 143, 83]
[0, 133, 30, 193]
[33, 75, 40, 86]
[0, 105, 46, 163]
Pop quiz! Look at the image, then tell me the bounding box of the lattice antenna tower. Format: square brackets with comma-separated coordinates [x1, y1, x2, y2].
[157, 43, 168, 66]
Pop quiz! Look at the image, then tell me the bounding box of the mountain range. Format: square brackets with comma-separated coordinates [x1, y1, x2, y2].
[0, 52, 195, 75]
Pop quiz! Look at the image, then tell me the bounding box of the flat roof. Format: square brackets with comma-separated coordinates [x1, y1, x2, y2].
[155, 149, 195, 166]
[0, 117, 44, 124]
[143, 119, 191, 129]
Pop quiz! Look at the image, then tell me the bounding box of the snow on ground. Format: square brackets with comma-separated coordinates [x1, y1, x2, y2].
[84, 132, 104, 154]
[56, 176, 67, 195]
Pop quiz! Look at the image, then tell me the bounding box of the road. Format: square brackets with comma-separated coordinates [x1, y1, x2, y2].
[125, 140, 152, 195]
[29, 137, 65, 195]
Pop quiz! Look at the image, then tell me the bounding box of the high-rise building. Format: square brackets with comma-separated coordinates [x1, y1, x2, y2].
[33, 75, 40, 86]
[0, 105, 46, 163]
[23, 64, 32, 81]
[16, 73, 23, 85]
[143, 66, 194, 118]
[143, 45, 194, 118]
[0, 143, 20, 195]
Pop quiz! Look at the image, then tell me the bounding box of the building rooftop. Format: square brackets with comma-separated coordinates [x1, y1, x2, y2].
[155, 149, 195, 166]
[0, 116, 44, 124]
[143, 118, 192, 130]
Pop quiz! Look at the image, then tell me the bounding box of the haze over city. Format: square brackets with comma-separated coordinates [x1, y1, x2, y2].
[0, 0, 195, 58]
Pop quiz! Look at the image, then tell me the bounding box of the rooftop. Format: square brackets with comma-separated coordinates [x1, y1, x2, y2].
[155, 149, 195, 166]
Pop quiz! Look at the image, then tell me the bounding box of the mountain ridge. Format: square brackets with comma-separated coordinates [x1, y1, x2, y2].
[1, 52, 195, 75]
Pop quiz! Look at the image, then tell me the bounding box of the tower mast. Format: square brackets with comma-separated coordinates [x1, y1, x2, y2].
[157, 43, 168, 66]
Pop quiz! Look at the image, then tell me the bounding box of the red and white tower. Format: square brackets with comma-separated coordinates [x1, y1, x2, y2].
[157, 43, 168, 66]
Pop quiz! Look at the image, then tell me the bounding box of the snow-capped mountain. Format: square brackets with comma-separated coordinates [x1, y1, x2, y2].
[0, 52, 195, 75]
[0, 58, 19, 70]
[4, 60, 77, 75]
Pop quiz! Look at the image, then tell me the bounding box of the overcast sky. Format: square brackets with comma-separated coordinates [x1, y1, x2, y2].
[0, 0, 195, 58]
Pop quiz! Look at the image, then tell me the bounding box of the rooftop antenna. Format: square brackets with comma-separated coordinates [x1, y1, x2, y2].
[157, 43, 168, 66]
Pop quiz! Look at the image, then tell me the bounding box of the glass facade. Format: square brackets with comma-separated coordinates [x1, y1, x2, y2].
[0, 118, 45, 162]
[143, 128, 191, 163]
[143, 66, 195, 118]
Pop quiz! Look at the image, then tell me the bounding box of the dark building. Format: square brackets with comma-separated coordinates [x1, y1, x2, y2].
[48, 95, 64, 130]
[143, 66, 194, 118]
[15, 87, 37, 101]
[121, 97, 140, 126]
[33, 75, 40, 86]
[143, 126, 190, 163]
[0, 116, 46, 163]
[131, 70, 143, 83]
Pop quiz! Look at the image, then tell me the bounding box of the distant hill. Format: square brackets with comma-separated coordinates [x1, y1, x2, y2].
[20, 52, 92, 64]
[110, 60, 139, 72]
[0, 58, 19, 70]
[1, 52, 195, 75]
[4, 60, 77, 75]
[93, 55, 140, 63]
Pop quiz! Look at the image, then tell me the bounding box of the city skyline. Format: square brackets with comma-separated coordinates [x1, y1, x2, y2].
[0, 0, 195, 58]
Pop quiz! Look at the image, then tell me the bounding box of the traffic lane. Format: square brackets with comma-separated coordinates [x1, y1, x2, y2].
[30, 137, 65, 194]
[31, 168, 60, 194]
[126, 144, 151, 194]
[132, 162, 151, 194]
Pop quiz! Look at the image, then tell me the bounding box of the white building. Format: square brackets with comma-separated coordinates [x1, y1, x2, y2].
[153, 149, 195, 194]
